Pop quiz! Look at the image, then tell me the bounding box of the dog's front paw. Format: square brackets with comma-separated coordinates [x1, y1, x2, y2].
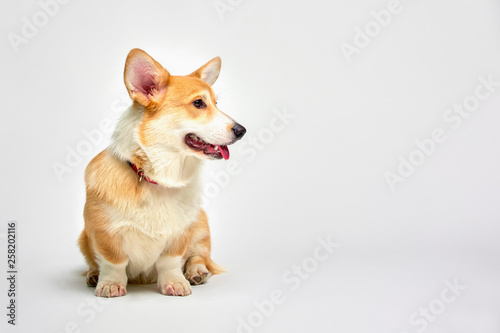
[158, 278, 192, 296]
[95, 283, 127, 298]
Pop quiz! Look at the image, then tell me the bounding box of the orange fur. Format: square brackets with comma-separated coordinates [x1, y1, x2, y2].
[85, 150, 145, 208]
[183, 210, 226, 275]
[78, 49, 236, 297]
[78, 229, 96, 270]
[80, 150, 221, 273]
[83, 196, 127, 265]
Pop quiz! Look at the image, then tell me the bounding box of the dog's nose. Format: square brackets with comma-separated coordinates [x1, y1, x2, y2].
[232, 123, 246, 140]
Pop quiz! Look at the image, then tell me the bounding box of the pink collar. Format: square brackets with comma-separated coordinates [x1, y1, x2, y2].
[127, 161, 158, 185]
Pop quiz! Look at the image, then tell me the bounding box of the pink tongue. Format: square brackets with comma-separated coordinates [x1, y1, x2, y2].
[219, 145, 230, 160]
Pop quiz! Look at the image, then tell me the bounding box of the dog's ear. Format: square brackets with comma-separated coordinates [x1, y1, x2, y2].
[189, 57, 221, 86]
[124, 49, 170, 107]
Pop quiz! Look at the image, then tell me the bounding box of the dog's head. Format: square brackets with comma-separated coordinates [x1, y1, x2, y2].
[123, 48, 246, 161]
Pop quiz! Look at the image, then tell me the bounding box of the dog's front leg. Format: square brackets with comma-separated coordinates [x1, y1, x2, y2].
[156, 254, 192, 296]
[95, 255, 128, 298]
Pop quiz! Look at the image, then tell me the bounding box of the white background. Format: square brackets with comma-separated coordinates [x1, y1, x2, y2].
[1, 0, 500, 332]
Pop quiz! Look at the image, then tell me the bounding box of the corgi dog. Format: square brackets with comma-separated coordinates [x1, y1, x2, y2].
[78, 48, 246, 297]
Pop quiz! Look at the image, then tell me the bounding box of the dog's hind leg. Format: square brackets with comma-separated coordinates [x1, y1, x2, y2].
[183, 210, 225, 285]
[86, 268, 99, 287]
[79, 229, 100, 287]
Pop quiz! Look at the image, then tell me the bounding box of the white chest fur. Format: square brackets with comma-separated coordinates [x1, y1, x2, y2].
[106, 181, 202, 278]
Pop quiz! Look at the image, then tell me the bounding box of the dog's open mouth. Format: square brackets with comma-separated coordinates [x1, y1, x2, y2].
[185, 134, 230, 160]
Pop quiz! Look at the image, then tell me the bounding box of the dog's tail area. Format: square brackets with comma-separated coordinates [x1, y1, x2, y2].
[206, 257, 227, 275]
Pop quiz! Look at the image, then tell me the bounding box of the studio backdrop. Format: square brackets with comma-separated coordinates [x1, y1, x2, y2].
[1, 0, 500, 332]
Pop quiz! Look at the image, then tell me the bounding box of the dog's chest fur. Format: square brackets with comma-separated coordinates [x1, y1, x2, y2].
[107, 182, 202, 278]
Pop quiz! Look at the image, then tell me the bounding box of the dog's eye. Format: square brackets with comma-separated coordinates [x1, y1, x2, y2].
[193, 99, 206, 109]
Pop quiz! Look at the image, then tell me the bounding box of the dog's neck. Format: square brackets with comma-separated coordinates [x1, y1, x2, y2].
[109, 106, 203, 188]
[131, 146, 202, 188]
